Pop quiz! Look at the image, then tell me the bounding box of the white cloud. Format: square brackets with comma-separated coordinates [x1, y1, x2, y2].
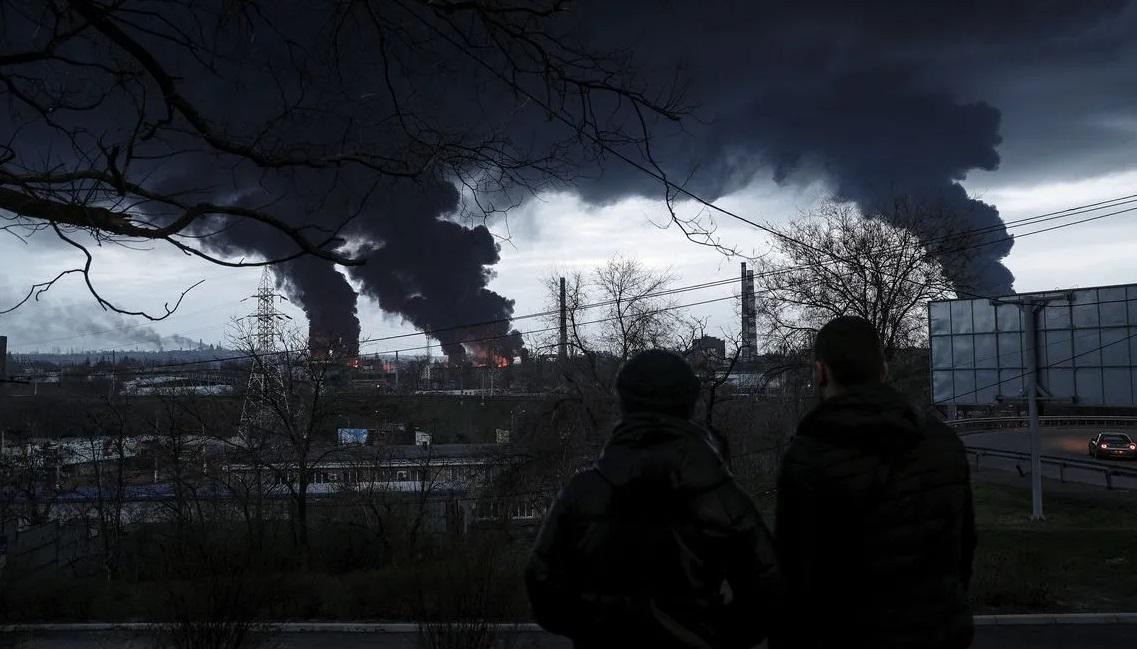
[962, 168, 1137, 293]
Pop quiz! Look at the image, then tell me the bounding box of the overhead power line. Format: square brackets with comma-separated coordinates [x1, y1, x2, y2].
[11, 193, 1134, 365]
[36, 293, 740, 378]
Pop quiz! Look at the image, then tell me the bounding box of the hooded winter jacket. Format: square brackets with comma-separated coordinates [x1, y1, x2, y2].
[526, 413, 779, 649]
[773, 384, 976, 649]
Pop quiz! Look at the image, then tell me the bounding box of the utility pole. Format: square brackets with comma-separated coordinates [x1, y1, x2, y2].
[999, 292, 1070, 521]
[1022, 299, 1044, 520]
[108, 350, 116, 400]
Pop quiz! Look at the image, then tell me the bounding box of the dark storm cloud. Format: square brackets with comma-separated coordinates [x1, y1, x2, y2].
[552, 0, 1137, 294]
[5, 0, 1136, 341]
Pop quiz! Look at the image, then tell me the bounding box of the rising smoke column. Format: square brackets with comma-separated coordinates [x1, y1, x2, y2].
[193, 173, 521, 362]
[344, 179, 523, 361]
[178, 174, 362, 357]
[281, 255, 362, 358]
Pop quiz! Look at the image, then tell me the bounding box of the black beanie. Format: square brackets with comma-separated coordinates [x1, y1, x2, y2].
[616, 349, 701, 418]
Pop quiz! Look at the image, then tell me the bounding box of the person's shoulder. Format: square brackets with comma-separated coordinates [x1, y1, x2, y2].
[907, 413, 972, 482]
[919, 412, 967, 451]
[570, 464, 607, 485]
[556, 465, 612, 510]
[778, 432, 834, 491]
[783, 416, 847, 466]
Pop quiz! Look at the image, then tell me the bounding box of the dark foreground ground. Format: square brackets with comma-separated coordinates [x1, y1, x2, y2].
[5, 625, 1137, 649]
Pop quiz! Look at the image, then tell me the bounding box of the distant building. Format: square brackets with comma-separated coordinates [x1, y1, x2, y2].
[689, 335, 727, 364]
[221, 442, 534, 533]
[224, 443, 505, 492]
[121, 375, 233, 396]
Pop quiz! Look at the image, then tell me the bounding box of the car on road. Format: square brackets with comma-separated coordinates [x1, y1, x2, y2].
[1088, 432, 1137, 460]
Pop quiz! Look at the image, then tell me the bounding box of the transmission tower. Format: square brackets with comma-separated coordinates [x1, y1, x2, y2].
[238, 268, 290, 444]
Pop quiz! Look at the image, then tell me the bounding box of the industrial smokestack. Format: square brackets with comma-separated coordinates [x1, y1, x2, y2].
[741, 263, 757, 365]
[0, 335, 7, 381]
[559, 277, 568, 359]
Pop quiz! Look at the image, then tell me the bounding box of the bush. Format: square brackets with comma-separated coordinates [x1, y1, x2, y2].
[0, 575, 98, 621]
[971, 547, 1058, 611]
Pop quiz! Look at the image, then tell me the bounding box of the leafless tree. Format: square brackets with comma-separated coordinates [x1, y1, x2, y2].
[528, 256, 694, 442]
[0, 1, 708, 319]
[755, 200, 959, 358]
[223, 323, 347, 557]
[329, 447, 404, 566]
[588, 257, 686, 362]
[79, 397, 137, 580]
[0, 438, 64, 527]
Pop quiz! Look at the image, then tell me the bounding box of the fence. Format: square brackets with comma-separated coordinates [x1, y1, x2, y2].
[966, 445, 1137, 490]
[946, 415, 1137, 433]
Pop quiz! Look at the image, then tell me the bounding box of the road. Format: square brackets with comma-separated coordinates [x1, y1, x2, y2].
[6, 626, 1137, 648]
[963, 427, 1137, 490]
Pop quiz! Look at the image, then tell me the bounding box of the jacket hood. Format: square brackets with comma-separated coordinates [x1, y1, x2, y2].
[595, 413, 729, 493]
[798, 383, 925, 454]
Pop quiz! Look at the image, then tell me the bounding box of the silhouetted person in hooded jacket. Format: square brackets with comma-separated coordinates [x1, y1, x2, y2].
[773, 316, 976, 649]
[527, 349, 779, 649]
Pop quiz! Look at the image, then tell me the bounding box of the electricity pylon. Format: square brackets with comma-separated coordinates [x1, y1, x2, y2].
[238, 268, 290, 445]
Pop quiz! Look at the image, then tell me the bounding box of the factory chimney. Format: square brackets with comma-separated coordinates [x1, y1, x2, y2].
[740, 263, 757, 365]
[558, 277, 568, 359]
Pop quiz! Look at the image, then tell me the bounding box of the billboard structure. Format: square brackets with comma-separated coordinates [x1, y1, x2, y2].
[929, 283, 1137, 519]
[930, 284, 1137, 406]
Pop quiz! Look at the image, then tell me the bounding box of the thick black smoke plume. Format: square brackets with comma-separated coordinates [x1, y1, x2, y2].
[286, 256, 362, 359]
[343, 179, 522, 360]
[6, 1, 1133, 346]
[168, 175, 363, 359]
[560, 1, 1036, 294]
[188, 172, 521, 362]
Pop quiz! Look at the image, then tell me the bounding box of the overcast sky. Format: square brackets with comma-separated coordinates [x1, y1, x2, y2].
[4, 164, 1136, 355]
[2, 2, 1136, 355]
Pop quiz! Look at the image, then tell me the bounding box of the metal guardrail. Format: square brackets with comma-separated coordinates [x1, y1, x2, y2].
[966, 445, 1137, 490]
[6, 613, 1137, 632]
[946, 416, 1137, 432]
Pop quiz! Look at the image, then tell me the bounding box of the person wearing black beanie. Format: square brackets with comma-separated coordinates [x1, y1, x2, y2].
[527, 349, 780, 649]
